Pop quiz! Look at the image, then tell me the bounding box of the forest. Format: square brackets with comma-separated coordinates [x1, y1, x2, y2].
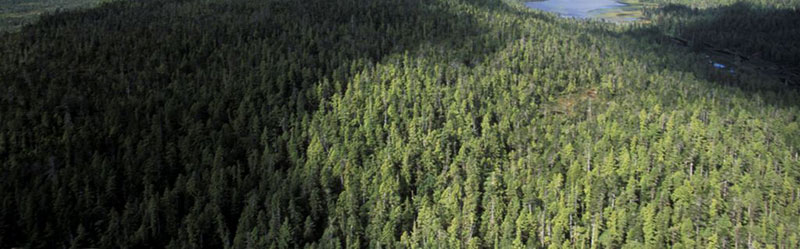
[0, 0, 105, 32]
[0, 0, 798, 248]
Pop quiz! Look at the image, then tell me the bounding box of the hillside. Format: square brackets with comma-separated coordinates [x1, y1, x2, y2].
[0, 0, 106, 32]
[1, 0, 798, 248]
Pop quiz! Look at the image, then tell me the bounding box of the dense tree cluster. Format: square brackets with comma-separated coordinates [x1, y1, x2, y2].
[1, 0, 798, 248]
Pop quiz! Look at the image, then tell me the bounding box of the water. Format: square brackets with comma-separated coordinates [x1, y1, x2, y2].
[711, 60, 736, 74]
[525, 0, 645, 22]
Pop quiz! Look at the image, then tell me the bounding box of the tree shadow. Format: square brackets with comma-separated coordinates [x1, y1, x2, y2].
[653, 2, 800, 67]
[591, 2, 800, 109]
[0, 0, 522, 247]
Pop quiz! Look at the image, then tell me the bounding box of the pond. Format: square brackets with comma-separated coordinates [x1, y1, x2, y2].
[525, 0, 647, 23]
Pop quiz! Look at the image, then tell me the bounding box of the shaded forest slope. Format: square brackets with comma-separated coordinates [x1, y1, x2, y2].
[0, 0, 107, 32]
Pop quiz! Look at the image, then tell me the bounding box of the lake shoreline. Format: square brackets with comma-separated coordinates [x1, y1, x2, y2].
[525, 0, 652, 23]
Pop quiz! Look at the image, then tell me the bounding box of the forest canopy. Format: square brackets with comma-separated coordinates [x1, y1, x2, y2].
[0, 0, 106, 32]
[1, 0, 798, 248]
